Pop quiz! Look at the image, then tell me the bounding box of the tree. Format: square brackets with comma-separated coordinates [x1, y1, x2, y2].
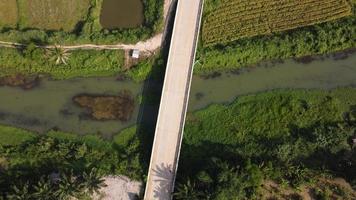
[8, 183, 33, 200]
[33, 177, 56, 200]
[81, 168, 106, 195]
[46, 46, 71, 65]
[174, 179, 203, 200]
[56, 172, 80, 200]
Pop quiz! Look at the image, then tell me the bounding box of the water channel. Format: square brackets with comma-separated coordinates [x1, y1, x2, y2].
[0, 50, 355, 137]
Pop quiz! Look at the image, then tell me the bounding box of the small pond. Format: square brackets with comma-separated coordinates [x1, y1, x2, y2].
[100, 0, 144, 29]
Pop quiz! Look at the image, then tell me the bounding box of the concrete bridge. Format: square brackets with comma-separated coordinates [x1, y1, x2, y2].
[144, 0, 204, 199]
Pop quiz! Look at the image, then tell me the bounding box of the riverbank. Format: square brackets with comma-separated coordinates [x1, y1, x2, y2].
[175, 87, 356, 199]
[1, 48, 355, 136]
[2, 87, 355, 199]
[0, 0, 170, 81]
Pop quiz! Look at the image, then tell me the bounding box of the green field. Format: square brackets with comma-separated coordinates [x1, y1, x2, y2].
[0, 0, 90, 32]
[196, 0, 356, 73]
[0, 47, 125, 79]
[17, 0, 91, 32]
[175, 88, 356, 199]
[0, 0, 18, 28]
[203, 0, 352, 46]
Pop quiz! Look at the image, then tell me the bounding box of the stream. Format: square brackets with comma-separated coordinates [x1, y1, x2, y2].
[0, 50, 355, 137]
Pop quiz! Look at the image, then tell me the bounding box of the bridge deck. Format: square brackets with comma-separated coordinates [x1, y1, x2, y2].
[144, 0, 203, 199]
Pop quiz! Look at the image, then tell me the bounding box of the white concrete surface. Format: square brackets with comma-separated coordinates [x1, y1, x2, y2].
[144, 0, 204, 199]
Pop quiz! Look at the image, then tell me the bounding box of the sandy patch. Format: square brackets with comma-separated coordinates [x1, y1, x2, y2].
[93, 176, 142, 200]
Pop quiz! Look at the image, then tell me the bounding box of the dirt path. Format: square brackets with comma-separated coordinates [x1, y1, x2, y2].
[0, 0, 173, 53]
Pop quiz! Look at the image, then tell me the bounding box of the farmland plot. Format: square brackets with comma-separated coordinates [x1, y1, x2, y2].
[18, 0, 91, 32]
[203, 0, 353, 46]
[0, 0, 18, 28]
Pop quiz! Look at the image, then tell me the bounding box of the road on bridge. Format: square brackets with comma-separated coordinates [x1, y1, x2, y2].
[144, 0, 204, 199]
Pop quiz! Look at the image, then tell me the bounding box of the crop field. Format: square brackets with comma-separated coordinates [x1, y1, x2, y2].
[17, 0, 91, 32]
[0, 0, 90, 32]
[0, 0, 18, 28]
[203, 0, 353, 46]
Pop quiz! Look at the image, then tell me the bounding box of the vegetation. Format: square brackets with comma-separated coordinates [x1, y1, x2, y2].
[46, 46, 71, 65]
[175, 88, 356, 199]
[17, 0, 91, 32]
[0, 46, 125, 79]
[127, 53, 166, 82]
[0, 0, 18, 28]
[203, 0, 352, 46]
[0, 0, 164, 44]
[196, 0, 356, 73]
[0, 125, 144, 199]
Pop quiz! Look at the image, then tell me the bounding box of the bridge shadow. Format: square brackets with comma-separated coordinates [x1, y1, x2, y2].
[134, 0, 178, 188]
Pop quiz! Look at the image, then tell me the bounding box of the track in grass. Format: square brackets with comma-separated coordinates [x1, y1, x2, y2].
[203, 0, 353, 46]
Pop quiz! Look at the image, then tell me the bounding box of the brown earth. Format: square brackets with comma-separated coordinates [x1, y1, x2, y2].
[73, 91, 135, 121]
[18, 0, 90, 32]
[0, 0, 18, 28]
[0, 74, 40, 89]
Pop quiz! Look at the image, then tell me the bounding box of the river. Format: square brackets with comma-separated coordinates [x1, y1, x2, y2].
[0, 50, 355, 136]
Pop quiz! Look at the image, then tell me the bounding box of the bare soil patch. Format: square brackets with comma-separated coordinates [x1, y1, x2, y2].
[73, 91, 135, 121]
[92, 176, 142, 200]
[0, 74, 40, 89]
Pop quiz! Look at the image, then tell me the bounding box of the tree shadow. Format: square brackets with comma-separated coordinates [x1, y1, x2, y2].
[152, 163, 174, 200]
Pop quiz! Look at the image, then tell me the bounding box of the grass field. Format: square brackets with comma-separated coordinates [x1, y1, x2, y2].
[176, 88, 356, 199]
[0, 47, 125, 79]
[0, 0, 18, 28]
[196, 0, 356, 73]
[203, 0, 353, 46]
[17, 0, 91, 32]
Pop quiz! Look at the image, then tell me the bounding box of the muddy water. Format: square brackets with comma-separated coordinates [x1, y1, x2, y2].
[189, 51, 356, 110]
[100, 0, 144, 29]
[0, 50, 355, 136]
[0, 77, 143, 137]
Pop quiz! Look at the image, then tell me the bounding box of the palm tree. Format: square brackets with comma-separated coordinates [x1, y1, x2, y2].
[46, 45, 71, 65]
[56, 172, 80, 200]
[8, 183, 33, 200]
[33, 177, 55, 200]
[174, 179, 203, 200]
[81, 168, 106, 195]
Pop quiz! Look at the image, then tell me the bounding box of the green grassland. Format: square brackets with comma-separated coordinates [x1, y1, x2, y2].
[175, 88, 356, 199]
[196, 0, 356, 74]
[0, 46, 125, 79]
